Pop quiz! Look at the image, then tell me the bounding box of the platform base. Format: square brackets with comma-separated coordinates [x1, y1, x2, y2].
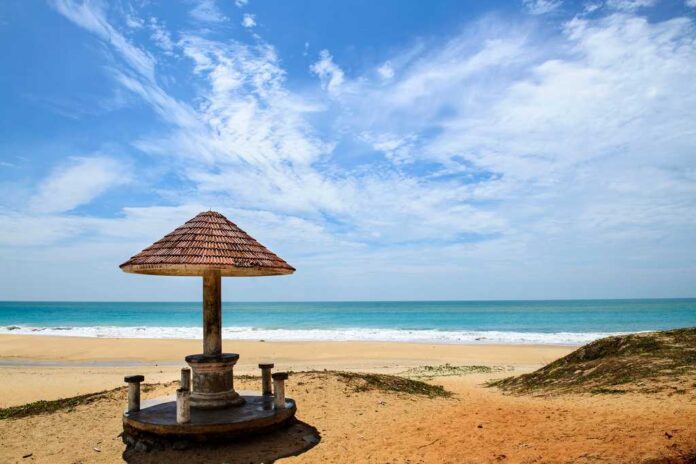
[123, 394, 296, 444]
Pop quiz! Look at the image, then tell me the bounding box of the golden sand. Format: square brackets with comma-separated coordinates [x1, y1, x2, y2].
[0, 335, 693, 463]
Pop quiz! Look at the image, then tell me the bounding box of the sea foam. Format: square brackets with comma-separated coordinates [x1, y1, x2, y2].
[0, 325, 622, 345]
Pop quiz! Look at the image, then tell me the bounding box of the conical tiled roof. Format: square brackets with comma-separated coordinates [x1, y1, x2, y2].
[120, 211, 295, 276]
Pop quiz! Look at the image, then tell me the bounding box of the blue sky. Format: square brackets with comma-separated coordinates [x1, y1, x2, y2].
[0, 0, 695, 301]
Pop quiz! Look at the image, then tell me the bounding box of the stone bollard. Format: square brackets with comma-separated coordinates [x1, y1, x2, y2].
[176, 388, 191, 424]
[259, 363, 274, 396]
[272, 372, 288, 409]
[124, 375, 144, 413]
[180, 367, 191, 391]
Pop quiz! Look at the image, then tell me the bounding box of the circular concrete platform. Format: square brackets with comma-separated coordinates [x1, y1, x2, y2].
[123, 394, 296, 440]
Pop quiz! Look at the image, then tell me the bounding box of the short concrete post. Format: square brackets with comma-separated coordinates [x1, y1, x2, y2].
[272, 372, 288, 409]
[181, 367, 191, 391]
[259, 363, 274, 396]
[124, 375, 144, 413]
[176, 388, 191, 424]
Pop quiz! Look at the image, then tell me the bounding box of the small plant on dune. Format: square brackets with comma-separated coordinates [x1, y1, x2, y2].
[399, 364, 509, 380]
[332, 371, 453, 398]
[293, 370, 453, 398]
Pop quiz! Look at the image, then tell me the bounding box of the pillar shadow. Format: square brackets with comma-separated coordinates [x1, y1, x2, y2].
[122, 420, 321, 464]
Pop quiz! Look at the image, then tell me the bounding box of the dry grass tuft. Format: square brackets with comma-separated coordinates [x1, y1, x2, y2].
[399, 363, 511, 380]
[331, 371, 453, 398]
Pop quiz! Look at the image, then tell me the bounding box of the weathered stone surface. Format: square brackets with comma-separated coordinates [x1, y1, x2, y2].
[273, 372, 289, 409]
[260, 364, 274, 396]
[184, 353, 244, 409]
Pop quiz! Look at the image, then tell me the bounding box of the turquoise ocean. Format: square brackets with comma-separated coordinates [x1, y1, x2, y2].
[0, 299, 694, 345]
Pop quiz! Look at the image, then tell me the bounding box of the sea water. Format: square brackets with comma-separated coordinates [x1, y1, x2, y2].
[0, 299, 694, 345]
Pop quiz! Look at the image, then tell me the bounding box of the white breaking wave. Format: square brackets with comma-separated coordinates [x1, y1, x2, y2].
[0, 325, 623, 345]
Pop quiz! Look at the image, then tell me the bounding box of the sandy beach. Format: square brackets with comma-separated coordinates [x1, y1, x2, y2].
[0, 335, 566, 406]
[1, 335, 694, 463]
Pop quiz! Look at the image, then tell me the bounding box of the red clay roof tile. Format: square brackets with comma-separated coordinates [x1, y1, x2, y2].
[119, 211, 295, 276]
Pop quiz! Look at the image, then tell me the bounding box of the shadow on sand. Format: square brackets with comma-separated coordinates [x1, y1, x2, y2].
[123, 420, 321, 464]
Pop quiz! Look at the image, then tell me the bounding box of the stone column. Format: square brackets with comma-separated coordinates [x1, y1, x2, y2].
[202, 270, 222, 357]
[186, 353, 244, 409]
[124, 375, 144, 413]
[181, 367, 191, 391]
[259, 363, 274, 395]
[272, 372, 288, 409]
[176, 388, 191, 424]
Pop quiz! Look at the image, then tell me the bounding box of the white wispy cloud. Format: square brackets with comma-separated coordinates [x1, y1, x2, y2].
[50, 0, 156, 82]
[310, 50, 345, 95]
[29, 156, 130, 214]
[360, 132, 417, 164]
[377, 61, 395, 80]
[523, 0, 563, 15]
[125, 14, 144, 29]
[583, 2, 603, 13]
[189, 0, 227, 23]
[149, 17, 175, 54]
[605, 0, 658, 11]
[241, 13, 255, 28]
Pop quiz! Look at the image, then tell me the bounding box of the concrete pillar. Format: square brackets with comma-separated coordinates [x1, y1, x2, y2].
[259, 363, 274, 396]
[124, 375, 144, 413]
[202, 270, 222, 357]
[272, 372, 288, 409]
[181, 367, 191, 391]
[176, 388, 191, 424]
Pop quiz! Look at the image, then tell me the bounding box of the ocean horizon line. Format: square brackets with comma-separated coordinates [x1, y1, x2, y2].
[2, 297, 695, 304]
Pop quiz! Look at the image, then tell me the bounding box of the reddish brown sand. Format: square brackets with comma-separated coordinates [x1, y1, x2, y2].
[0, 336, 694, 463]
